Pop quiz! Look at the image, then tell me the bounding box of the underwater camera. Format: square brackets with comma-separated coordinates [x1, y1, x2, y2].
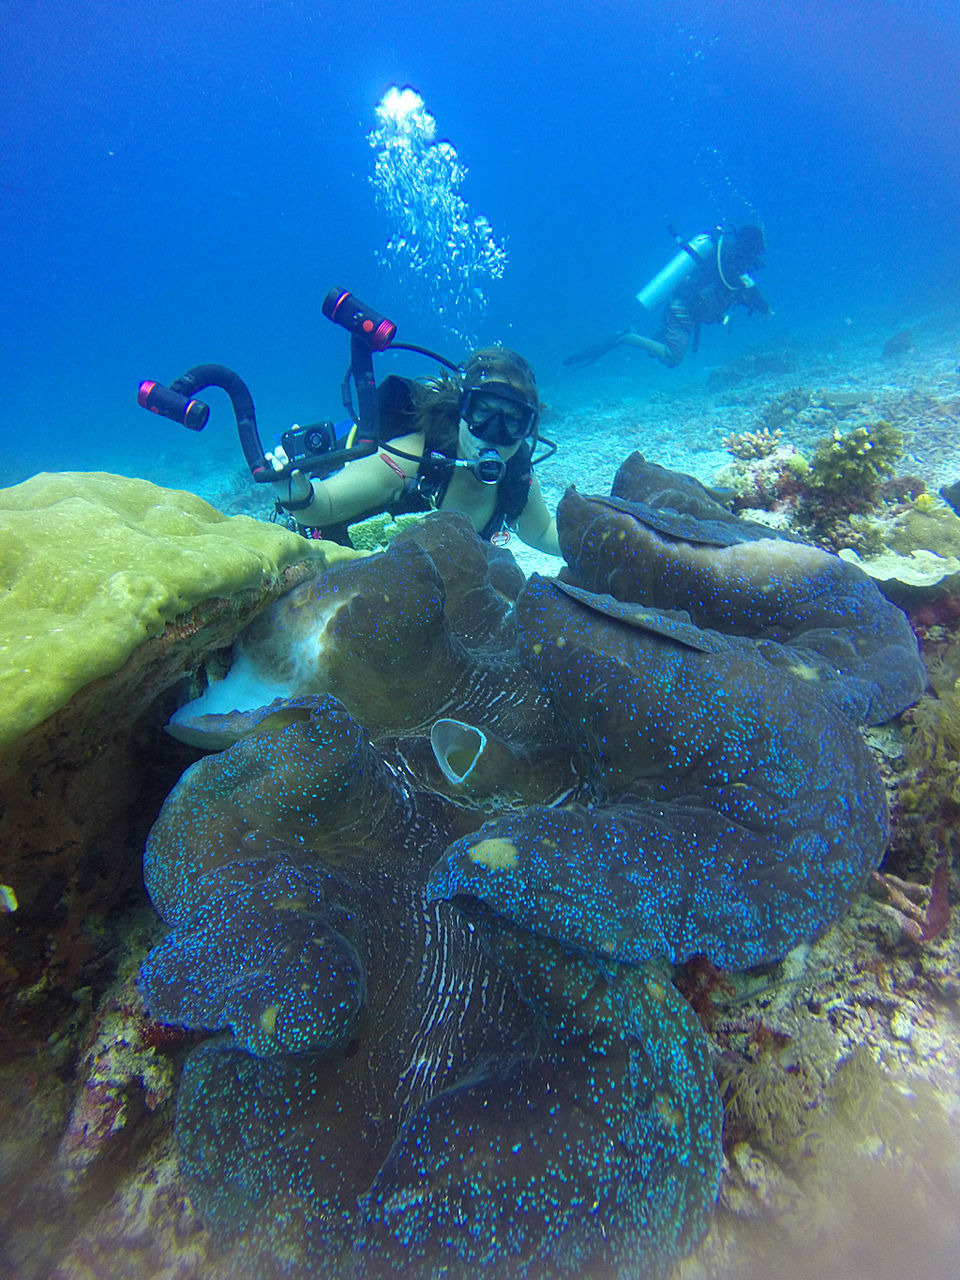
[136, 289, 400, 483]
[279, 420, 338, 466]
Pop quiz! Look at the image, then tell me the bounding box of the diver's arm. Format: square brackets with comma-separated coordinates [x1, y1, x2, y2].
[279, 432, 424, 526]
[739, 274, 772, 317]
[517, 475, 561, 556]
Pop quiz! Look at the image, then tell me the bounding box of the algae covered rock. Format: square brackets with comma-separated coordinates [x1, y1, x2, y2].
[0, 470, 356, 748]
[346, 507, 427, 551]
[886, 502, 960, 561]
[0, 470, 357, 1040]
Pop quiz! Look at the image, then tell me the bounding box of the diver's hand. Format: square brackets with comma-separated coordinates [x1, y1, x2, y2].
[266, 446, 314, 510]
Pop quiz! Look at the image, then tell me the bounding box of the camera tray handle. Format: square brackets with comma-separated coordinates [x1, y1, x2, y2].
[137, 357, 381, 483]
[137, 290, 405, 482]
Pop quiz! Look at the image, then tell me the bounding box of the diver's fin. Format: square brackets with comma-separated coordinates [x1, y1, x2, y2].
[562, 331, 630, 368]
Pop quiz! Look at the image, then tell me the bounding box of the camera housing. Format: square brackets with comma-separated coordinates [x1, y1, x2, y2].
[280, 421, 337, 465]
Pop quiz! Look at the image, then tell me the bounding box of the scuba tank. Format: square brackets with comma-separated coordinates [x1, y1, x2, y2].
[636, 231, 715, 311]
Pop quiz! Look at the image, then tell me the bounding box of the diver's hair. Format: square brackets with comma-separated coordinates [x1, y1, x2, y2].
[463, 346, 538, 397]
[409, 371, 462, 453]
[409, 346, 539, 453]
[732, 223, 765, 262]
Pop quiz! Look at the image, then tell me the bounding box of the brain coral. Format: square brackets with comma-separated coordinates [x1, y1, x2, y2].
[137, 454, 924, 1278]
[0, 471, 358, 748]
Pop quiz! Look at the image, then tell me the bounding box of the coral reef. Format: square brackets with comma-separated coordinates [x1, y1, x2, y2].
[52, 968, 182, 1189]
[887, 502, 960, 562]
[722, 417, 908, 554]
[895, 682, 960, 884]
[345, 508, 427, 551]
[760, 386, 814, 429]
[716, 402, 960, 576]
[798, 419, 904, 529]
[721, 426, 784, 460]
[676, 888, 960, 1280]
[839, 546, 960, 592]
[2, 446, 950, 1279]
[872, 866, 950, 944]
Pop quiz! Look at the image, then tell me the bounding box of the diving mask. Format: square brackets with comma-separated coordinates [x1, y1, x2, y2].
[459, 381, 539, 446]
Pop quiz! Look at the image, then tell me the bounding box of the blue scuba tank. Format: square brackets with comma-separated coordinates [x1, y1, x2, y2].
[636, 232, 716, 311]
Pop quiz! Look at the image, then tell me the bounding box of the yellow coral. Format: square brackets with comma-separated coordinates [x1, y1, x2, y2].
[722, 426, 784, 461]
[0, 472, 359, 748]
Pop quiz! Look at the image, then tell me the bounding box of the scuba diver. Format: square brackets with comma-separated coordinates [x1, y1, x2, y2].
[565, 224, 772, 370]
[138, 290, 559, 554]
[271, 344, 561, 554]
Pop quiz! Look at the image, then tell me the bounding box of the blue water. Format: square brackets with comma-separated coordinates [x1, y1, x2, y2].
[2, 0, 959, 491]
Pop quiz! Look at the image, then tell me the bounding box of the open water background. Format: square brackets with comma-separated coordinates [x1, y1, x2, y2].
[2, 0, 959, 494]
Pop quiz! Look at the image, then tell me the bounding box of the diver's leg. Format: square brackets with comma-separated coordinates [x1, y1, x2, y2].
[620, 301, 689, 368]
[619, 332, 675, 364]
